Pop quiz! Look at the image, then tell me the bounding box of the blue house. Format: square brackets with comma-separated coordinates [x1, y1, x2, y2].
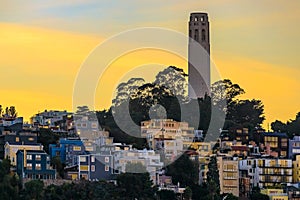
[289, 136, 300, 159]
[49, 138, 85, 166]
[16, 150, 56, 180]
[78, 153, 114, 181]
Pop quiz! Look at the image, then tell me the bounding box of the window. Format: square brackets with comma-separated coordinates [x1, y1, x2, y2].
[105, 165, 109, 172]
[91, 165, 95, 172]
[16, 137, 19, 142]
[91, 156, 95, 163]
[194, 29, 199, 41]
[105, 157, 109, 163]
[202, 29, 206, 41]
[28, 137, 34, 141]
[91, 123, 97, 128]
[79, 156, 86, 163]
[27, 163, 32, 169]
[27, 155, 32, 160]
[36, 155, 41, 160]
[73, 146, 81, 151]
[36, 163, 41, 170]
[80, 165, 88, 171]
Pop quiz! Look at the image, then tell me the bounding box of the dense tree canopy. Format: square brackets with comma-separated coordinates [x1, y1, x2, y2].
[0, 105, 18, 118]
[96, 66, 266, 148]
[271, 112, 300, 138]
[206, 156, 220, 200]
[117, 172, 156, 200]
[0, 159, 20, 200]
[166, 154, 199, 187]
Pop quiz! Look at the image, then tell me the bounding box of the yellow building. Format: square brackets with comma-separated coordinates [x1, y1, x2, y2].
[293, 155, 300, 183]
[261, 188, 288, 200]
[141, 119, 194, 160]
[190, 142, 213, 156]
[4, 142, 43, 166]
[217, 156, 239, 197]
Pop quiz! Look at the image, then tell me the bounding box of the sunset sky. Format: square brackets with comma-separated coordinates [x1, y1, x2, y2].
[0, 0, 299, 128]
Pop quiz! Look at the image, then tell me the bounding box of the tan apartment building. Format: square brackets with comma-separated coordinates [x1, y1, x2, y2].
[141, 119, 194, 160]
[4, 142, 44, 166]
[217, 156, 239, 197]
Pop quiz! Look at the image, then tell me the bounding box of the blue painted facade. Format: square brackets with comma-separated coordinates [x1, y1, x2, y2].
[49, 138, 85, 166]
[289, 136, 300, 159]
[78, 153, 114, 181]
[16, 150, 55, 179]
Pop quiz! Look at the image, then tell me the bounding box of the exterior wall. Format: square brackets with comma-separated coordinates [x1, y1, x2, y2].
[198, 156, 210, 184]
[16, 150, 55, 180]
[0, 131, 37, 159]
[217, 157, 239, 197]
[231, 128, 249, 143]
[293, 155, 300, 183]
[4, 142, 43, 166]
[78, 154, 114, 181]
[188, 12, 210, 98]
[114, 149, 163, 183]
[74, 117, 99, 139]
[261, 189, 288, 200]
[49, 138, 84, 164]
[141, 119, 194, 160]
[0, 117, 23, 132]
[261, 132, 288, 158]
[65, 143, 86, 167]
[289, 136, 300, 159]
[240, 158, 293, 188]
[257, 159, 292, 188]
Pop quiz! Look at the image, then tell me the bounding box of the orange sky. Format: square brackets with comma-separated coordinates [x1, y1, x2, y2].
[0, 1, 300, 129]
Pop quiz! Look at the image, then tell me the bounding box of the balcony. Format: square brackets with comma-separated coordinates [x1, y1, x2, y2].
[224, 176, 238, 180]
[223, 168, 237, 172]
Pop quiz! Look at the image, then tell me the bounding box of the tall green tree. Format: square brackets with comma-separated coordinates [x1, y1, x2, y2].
[166, 154, 199, 187]
[154, 66, 188, 100]
[271, 112, 300, 138]
[271, 120, 287, 133]
[183, 186, 193, 200]
[3, 106, 18, 118]
[37, 128, 61, 154]
[112, 78, 145, 107]
[117, 172, 156, 200]
[157, 190, 177, 200]
[228, 99, 265, 128]
[206, 156, 220, 200]
[20, 179, 44, 200]
[0, 105, 3, 117]
[0, 158, 20, 200]
[211, 79, 245, 111]
[51, 156, 65, 178]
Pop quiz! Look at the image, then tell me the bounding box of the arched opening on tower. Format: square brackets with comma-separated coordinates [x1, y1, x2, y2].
[201, 29, 206, 41]
[195, 29, 199, 42]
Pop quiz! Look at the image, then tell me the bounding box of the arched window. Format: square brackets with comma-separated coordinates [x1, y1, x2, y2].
[202, 29, 206, 41]
[195, 17, 198, 21]
[195, 29, 199, 41]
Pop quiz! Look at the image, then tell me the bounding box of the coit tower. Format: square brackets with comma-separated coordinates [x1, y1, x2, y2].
[188, 12, 210, 99]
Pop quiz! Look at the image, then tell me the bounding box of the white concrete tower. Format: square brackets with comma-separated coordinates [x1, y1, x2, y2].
[188, 12, 210, 99]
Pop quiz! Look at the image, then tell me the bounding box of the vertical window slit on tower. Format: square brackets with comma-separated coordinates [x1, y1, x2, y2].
[202, 29, 206, 41]
[195, 29, 199, 41]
